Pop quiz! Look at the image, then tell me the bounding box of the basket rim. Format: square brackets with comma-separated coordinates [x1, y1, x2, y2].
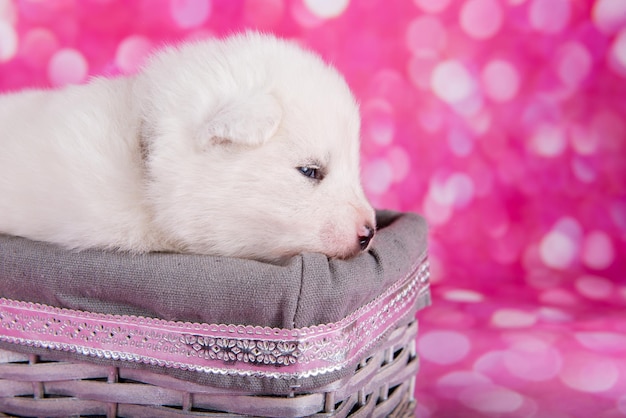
[0, 257, 430, 381]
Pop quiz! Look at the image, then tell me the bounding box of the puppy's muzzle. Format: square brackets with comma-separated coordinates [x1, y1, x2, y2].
[358, 225, 375, 251]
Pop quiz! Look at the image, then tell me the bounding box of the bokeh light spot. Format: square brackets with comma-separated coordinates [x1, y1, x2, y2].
[387, 146, 410, 183]
[473, 350, 505, 376]
[575, 275, 614, 300]
[115, 35, 152, 74]
[481, 59, 520, 102]
[448, 172, 475, 208]
[575, 332, 626, 353]
[429, 171, 475, 209]
[437, 370, 491, 387]
[570, 124, 599, 155]
[529, 0, 570, 34]
[539, 218, 582, 270]
[303, 0, 349, 19]
[290, 0, 324, 27]
[447, 129, 474, 156]
[47, 48, 88, 87]
[468, 159, 495, 198]
[592, 0, 626, 34]
[414, 0, 451, 13]
[428, 173, 454, 206]
[504, 338, 563, 381]
[406, 15, 447, 56]
[408, 54, 438, 90]
[419, 331, 471, 365]
[0, 0, 17, 24]
[538, 307, 572, 322]
[591, 109, 626, 149]
[609, 28, 626, 76]
[556, 42, 592, 87]
[363, 158, 393, 195]
[581, 231, 615, 270]
[491, 309, 537, 328]
[460, 0, 503, 40]
[610, 200, 626, 232]
[560, 354, 619, 393]
[540, 288, 578, 306]
[0, 20, 17, 62]
[453, 91, 484, 117]
[170, 0, 211, 29]
[19, 28, 58, 67]
[431, 60, 476, 104]
[529, 124, 567, 157]
[443, 289, 485, 303]
[362, 99, 395, 146]
[459, 385, 524, 413]
[571, 157, 597, 183]
[417, 106, 444, 133]
[525, 267, 562, 289]
[423, 196, 452, 226]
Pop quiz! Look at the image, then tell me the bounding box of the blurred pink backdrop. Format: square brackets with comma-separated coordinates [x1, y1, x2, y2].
[1, 0, 625, 416]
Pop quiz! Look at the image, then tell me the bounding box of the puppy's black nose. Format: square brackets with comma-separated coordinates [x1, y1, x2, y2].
[358, 225, 375, 251]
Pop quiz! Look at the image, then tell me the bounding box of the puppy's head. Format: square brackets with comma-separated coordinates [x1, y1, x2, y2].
[139, 33, 375, 262]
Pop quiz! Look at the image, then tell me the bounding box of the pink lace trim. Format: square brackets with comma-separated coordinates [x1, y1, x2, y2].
[0, 257, 429, 379]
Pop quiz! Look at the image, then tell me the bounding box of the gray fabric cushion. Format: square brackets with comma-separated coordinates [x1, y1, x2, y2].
[0, 211, 427, 329]
[0, 211, 428, 392]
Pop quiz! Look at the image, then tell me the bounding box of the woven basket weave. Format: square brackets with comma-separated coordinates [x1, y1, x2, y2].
[0, 319, 419, 417]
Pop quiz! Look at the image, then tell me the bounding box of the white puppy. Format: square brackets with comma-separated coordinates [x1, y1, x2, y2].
[0, 32, 375, 262]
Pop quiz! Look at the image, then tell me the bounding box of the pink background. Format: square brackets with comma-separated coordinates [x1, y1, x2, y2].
[1, 0, 625, 416]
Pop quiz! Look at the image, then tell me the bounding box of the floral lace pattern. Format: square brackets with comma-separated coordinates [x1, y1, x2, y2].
[0, 256, 429, 379]
[183, 335, 303, 367]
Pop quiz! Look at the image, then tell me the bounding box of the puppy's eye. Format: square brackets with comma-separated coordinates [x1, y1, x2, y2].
[298, 166, 324, 181]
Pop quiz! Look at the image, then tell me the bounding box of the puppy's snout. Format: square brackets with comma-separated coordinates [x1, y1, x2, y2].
[358, 224, 375, 251]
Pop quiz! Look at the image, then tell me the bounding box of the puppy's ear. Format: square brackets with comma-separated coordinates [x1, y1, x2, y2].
[197, 92, 282, 150]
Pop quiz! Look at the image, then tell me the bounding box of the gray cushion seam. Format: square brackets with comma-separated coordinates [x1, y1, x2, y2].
[292, 253, 306, 329]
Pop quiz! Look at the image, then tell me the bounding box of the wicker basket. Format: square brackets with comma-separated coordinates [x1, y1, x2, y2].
[0, 212, 430, 417]
[0, 317, 419, 417]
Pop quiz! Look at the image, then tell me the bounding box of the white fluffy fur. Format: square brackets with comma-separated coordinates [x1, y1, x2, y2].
[0, 33, 375, 262]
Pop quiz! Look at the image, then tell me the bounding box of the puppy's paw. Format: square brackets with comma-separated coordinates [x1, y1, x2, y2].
[198, 92, 282, 149]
